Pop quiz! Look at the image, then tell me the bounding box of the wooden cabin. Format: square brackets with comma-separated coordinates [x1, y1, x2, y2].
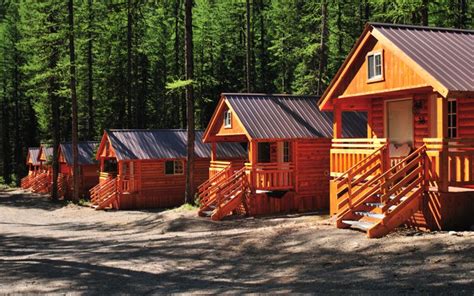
[199, 93, 367, 220]
[27, 146, 53, 194]
[318, 23, 474, 237]
[20, 147, 42, 189]
[91, 129, 246, 210]
[58, 141, 100, 199]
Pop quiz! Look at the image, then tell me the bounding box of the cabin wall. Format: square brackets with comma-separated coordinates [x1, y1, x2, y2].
[457, 98, 474, 138]
[339, 36, 428, 98]
[295, 139, 331, 209]
[117, 158, 209, 209]
[369, 94, 429, 148]
[249, 139, 331, 216]
[215, 104, 247, 136]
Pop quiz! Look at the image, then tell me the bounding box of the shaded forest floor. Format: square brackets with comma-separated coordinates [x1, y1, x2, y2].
[0, 189, 473, 294]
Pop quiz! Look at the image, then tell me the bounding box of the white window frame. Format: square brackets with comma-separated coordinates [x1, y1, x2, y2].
[367, 51, 383, 81]
[447, 99, 457, 139]
[224, 110, 232, 128]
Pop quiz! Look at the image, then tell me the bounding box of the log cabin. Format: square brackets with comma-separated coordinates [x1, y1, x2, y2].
[91, 129, 246, 210]
[20, 147, 41, 189]
[318, 23, 474, 237]
[58, 141, 100, 199]
[28, 146, 53, 194]
[198, 93, 367, 220]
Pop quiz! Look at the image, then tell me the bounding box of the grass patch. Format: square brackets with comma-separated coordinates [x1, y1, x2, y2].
[174, 203, 199, 212]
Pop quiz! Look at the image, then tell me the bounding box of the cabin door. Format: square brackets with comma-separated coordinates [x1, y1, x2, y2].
[386, 99, 413, 146]
[386, 99, 413, 165]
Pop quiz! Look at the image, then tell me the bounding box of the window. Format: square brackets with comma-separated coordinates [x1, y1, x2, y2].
[367, 51, 383, 81]
[224, 110, 232, 128]
[283, 142, 290, 162]
[448, 99, 457, 138]
[257, 142, 271, 163]
[165, 160, 184, 175]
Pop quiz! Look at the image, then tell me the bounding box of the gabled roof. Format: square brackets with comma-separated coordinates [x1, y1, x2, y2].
[38, 146, 53, 162]
[60, 141, 99, 165]
[26, 147, 41, 166]
[372, 23, 473, 93]
[319, 23, 474, 109]
[211, 93, 366, 140]
[102, 129, 246, 161]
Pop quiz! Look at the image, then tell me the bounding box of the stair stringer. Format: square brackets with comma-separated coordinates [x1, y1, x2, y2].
[367, 189, 423, 238]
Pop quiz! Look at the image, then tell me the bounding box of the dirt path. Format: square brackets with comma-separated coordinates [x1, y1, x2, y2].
[0, 189, 473, 294]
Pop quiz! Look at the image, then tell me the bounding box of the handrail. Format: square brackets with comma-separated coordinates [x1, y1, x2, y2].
[336, 145, 427, 220]
[334, 144, 387, 182]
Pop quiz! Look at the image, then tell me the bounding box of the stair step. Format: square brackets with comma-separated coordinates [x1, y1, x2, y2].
[201, 210, 213, 217]
[365, 202, 384, 207]
[342, 220, 375, 231]
[354, 211, 384, 219]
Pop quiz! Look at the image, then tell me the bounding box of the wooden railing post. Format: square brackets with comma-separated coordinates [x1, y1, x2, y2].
[439, 138, 449, 192]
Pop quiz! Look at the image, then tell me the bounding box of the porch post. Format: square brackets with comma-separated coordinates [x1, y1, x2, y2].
[439, 96, 449, 192]
[333, 104, 342, 139]
[211, 142, 217, 162]
[249, 140, 257, 195]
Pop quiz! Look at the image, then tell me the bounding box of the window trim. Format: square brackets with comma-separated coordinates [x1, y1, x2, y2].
[366, 50, 384, 83]
[224, 110, 232, 128]
[447, 98, 458, 139]
[283, 142, 291, 163]
[164, 160, 185, 175]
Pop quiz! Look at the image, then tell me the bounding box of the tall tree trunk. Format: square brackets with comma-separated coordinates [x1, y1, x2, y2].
[258, 0, 267, 91]
[127, 0, 133, 128]
[420, 0, 429, 26]
[184, 0, 195, 204]
[317, 0, 328, 96]
[457, 0, 467, 28]
[245, 0, 252, 92]
[12, 39, 21, 184]
[87, 0, 94, 139]
[1, 83, 12, 185]
[68, 0, 79, 201]
[48, 13, 60, 201]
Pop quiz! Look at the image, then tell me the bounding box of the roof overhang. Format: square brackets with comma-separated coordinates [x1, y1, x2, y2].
[202, 95, 252, 143]
[318, 23, 460, 111]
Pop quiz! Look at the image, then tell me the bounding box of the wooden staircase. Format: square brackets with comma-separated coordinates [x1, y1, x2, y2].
[21, 175, 34, 189]
[334, 145, 427, 238]
[198, 167, 250, 221]
[89, 177, 118, 210]
[30, 172, 51, 194]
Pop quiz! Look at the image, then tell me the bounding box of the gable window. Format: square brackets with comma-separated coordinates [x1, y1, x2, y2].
[165, 160, 184, 175]
[448, 99, 457, 138]
[224, 110, 232, 128]
[367, 51, 383, 81]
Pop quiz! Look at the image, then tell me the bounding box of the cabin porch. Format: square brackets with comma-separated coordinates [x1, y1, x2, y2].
[199, 138, 330, 220]
[329, 94, 474, 236]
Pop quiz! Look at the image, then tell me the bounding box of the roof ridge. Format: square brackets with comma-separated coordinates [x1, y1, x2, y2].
[369, 22, 474, 34]
[222, 93, 320, 99]
[106, 129, 204, 132]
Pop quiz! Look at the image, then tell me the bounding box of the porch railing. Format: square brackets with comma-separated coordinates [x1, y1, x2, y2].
[330, 138, 387, 177]
[210, 160, 246, 179]
[245, 162, 294, 191]
[424, 138, 474, 187]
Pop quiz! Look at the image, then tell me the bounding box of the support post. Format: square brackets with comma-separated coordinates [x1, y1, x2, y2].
[438, 96, 449, 192]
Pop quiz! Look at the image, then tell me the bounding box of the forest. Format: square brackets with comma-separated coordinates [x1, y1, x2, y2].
[0, 0, 472, 185]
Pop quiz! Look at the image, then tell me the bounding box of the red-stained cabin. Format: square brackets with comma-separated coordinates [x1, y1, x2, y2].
[198, 93, 367, 220]
[57, 142, 100, 199]
[319, 23, 474, 237]
[20, 147, 42, 189]
[91, 129, 246, 210]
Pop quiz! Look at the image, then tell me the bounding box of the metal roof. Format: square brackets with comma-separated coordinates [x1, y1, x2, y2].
[38, 146, 53, 162]
[371, 23, 474, 92]
[60, 142, 99, 165]
[223, 93, 367, 139]
[106, 129, 247, 161]
[27, 147, 41, 166]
